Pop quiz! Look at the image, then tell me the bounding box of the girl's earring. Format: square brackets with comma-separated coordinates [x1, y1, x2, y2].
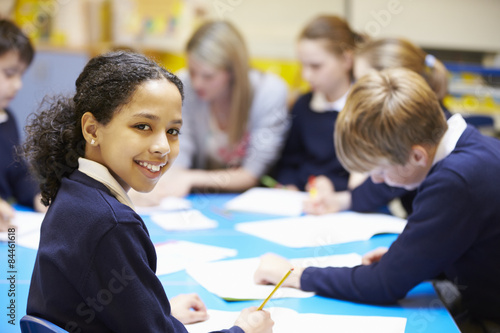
[91, 139, 95, 145]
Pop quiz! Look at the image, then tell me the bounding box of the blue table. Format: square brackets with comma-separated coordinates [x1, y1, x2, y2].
[0, 193, 459, 332]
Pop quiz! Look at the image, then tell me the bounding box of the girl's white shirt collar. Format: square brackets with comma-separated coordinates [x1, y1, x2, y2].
[78, 157, 135, 210]
[432, 114, 467, 166]
[310, 89, 349, 113]
[0, 109, 8, 124]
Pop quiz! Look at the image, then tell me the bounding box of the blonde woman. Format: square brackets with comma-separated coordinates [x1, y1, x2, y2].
[134, 21, 289, 202]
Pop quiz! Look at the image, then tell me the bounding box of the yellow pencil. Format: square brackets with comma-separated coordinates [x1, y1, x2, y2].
[257, 268, 294, 310]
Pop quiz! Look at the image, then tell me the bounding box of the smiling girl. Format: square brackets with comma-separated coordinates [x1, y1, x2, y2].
[23, 52, 272, 333]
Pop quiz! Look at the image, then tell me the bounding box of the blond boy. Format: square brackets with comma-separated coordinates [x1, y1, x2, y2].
[255, 68, 500, 332]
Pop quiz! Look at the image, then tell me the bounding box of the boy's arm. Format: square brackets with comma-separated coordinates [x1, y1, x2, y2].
[301, 171, 478, 304]
[350, 178, 410, 212]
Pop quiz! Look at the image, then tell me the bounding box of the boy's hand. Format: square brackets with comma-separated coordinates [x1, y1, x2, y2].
[362, 247, 389, 265]
[0, 199, 15, 232]
[234, 306, 274, 333]
[170, 293, 209, 324]
[254, 253, 303, 289]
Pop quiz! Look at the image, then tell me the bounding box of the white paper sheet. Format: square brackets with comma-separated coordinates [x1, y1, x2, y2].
[186, 253, 361, 301]
[135, 197, 192, 215]
[154, 240, 237, 276]
[224, 188, 308, 216]
[0, 211, 45, 249]
[235, 211, 406, 248]
[186, 307, 407, 333]
[151, 209, 217, 231]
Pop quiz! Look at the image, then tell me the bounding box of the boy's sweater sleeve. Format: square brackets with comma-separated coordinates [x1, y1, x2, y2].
[350, 178, 409, 213]
[301, 170, 477, 304]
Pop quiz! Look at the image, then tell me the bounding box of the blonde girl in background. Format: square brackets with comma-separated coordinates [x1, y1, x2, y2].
[304, 37, 452, 215]
[355, 37, 449, 105]
[133, 20, 289, 204]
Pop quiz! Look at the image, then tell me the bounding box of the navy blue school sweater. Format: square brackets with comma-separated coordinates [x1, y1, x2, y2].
[301, 125, 500, 324]
[27, 171, 242, 333]
[0, 109, 38, 207]
[273, 92, 349, 191]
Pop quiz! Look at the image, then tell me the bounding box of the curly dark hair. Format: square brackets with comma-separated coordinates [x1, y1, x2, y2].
[0, 19, 34, 65]
[23, 51, 184, 206]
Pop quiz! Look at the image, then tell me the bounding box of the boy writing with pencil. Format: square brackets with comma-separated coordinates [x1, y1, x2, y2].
[254, 68, 500, 333]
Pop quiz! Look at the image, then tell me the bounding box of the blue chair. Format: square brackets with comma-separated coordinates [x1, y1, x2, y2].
[20, 315, 68, 333]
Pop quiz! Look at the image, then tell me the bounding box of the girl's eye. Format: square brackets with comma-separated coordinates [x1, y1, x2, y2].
[167, 128, 180, 136]
[4, 70, 16, 78]
[135, 124, 151, 131]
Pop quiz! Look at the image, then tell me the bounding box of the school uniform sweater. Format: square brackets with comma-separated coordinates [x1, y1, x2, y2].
[27, 166, 242, 333]
[0, 109, 38, 207]
[273, 92, 349, 191]
[301, 123, 500, 324]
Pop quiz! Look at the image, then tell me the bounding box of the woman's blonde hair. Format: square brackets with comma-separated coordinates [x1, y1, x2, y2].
[356, 38, 449, 100]
[186, 20, 252, 145]
[335, 68, 447, 173]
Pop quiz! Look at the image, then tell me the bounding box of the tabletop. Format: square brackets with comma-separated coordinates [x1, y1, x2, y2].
[0, 193, 459, 332]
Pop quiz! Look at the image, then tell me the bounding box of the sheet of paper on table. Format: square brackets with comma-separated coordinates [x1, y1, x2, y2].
[151, 209, 218, 231]
[224, 187, 308, 216]
[0, 211, 45, 250]
[186, 307, 407, 333]
[155, 240, 237, 276]
[186, 253, 362, 301]
[135, 196, 192, 215]
[235, 211, 406, 248]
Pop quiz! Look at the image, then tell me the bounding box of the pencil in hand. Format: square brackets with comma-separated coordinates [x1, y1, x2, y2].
[257, 268, 294, 310]
[260, 175, 279, 188]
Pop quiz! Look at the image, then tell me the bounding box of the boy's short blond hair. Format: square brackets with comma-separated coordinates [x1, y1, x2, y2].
[335, 68, 448, 173]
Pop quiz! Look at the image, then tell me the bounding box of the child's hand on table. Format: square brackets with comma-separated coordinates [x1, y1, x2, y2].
[362, 247, 389, 265]
[254, 253, 303, 289]
[170, 293, 209, 324]
[234, 306, 274, 333]
[303, 175, 351, 215]
[0, 198, 15, 232]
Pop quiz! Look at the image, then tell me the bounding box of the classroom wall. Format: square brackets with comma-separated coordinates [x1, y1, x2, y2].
[105, 0, 500, 59]
[207, 0, 345, 59]
[349, 0, 500, 53]
[8, 0, 500, 136]
[9, 50, 89, 139]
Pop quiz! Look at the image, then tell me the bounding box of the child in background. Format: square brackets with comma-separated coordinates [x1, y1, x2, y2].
[0, 19, 45, 230]
[272, 15, 364, 192]
[255, 68, 500, 333]
[304, 37, 451, 216]
[132, 20, 289, 204]
[24, 51, 273, 333]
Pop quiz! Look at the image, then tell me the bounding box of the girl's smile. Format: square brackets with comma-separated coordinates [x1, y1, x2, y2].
[83, 79, 183, 193]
